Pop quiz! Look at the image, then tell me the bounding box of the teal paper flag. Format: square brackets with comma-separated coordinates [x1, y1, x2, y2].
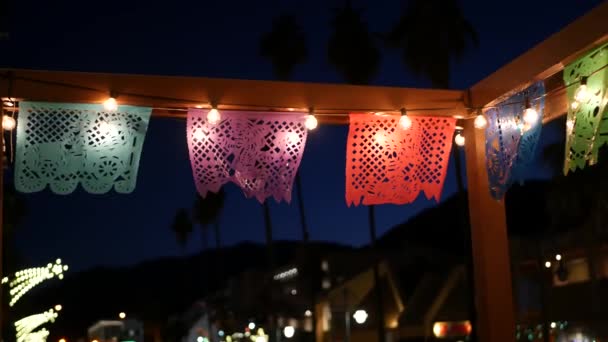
[15, 102, 151, 194]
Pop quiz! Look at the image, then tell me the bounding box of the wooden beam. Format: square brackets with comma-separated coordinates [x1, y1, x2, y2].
[0, 69, 467, 123]
[469, 1, 608, 109]
[463, 118, 515, 342]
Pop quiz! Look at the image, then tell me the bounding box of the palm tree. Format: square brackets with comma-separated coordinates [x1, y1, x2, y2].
[260, 14, 308, 81]
[259, 13, 310, 341]
[171, 208, 193, 252]
[192, 190, 225, 251]
[328, 1, 380, 85]
[327, 2, 385, 340]
[385, 0, 478, 88]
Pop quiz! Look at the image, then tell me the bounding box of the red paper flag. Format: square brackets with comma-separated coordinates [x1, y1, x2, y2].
[346, 113, 456, 206]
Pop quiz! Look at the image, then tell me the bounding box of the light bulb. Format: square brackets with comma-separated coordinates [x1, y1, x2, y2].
[119, 312, 126, 319]
[544, 261, 551, 269]
[555, 254, 562, 261]
[566, 119, 575, 132]
[248, 322, 256, 330]
[286, 132, 300, 145]
[353, 310, 368, 324]
[193, 128, 206, 141]
[283, 326, 295, 339]
[305, 115, 318, 130]
[2, 115, 16, 131]
[523, 107, 539, 125]
[399, 114, 412, 130]
[454, 133, 465, 147]
[103, 97, 118, 111]
[54, 305, 62, 311]
[571, 101, 580, 110]
[574, 83, 591, 103]
[207, 108, 221, 124]
[474, 114, 487, 129]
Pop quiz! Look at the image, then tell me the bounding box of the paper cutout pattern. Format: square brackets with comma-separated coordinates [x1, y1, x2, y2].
[563, 43, 608, 173]
[346, 114, 455, 206]
[484, 81, 545, 199]
[15, 102, 151, 194]
[187, 109, 308, 203]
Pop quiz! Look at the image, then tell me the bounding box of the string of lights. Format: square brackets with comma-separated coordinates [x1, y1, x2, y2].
[2, 60, 606, 120]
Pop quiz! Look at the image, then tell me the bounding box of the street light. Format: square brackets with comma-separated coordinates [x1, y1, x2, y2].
[283, 326, 295, 339]
[353, 310, 368, 324]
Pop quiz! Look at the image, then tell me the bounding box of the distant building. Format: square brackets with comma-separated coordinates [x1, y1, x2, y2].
[88, 320, 144, 342]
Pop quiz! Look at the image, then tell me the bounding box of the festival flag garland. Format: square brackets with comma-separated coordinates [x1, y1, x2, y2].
[563, 43, 608, 173]
[484, 81, 544, 199]
[14, 102, 151, 194]
[187, 109, 308, 203]
[345, 113, 456, 206]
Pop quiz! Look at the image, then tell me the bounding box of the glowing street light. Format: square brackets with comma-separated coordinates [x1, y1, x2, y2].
[283, 326, 295, 339]
[353, 310, 368, 324]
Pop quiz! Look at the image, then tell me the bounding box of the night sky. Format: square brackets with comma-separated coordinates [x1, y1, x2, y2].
[1, 0, 603, 271]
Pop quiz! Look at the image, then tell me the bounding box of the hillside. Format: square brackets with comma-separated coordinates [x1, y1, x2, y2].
[13, 241, 353, 340]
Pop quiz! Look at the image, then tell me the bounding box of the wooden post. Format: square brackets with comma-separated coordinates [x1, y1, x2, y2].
[463, 118, 515, 342]
[0, 123, 4, 342]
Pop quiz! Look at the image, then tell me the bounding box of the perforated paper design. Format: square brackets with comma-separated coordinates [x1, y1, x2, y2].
[484, 81, 545, 199]
[15, 102, 151, 194]
[346, 114, 456, 206]
[187, 109, 308, 203]
[564, 43, 608, 173]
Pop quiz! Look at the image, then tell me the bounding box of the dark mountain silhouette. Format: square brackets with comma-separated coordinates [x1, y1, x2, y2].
[16, 156, 606, 341]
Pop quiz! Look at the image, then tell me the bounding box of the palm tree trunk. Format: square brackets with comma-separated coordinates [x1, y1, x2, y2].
[368, 205, 385, 342]
[201, 225, 209, 251]
[263, 201, 278, 342]
[296, 173, 310, 242]
[296, 172, 318, 341]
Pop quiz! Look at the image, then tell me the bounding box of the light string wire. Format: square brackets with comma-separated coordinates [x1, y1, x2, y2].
[2, 61, 607, 119]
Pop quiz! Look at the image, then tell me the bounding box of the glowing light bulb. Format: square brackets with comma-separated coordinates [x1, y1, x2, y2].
[103, 97, 118, 111]
[399, 114, 412, 130]
[283, 326, 295, 339]
[248, 322, 256, 330]
[119, 312, 126, 319]
[207, 108, 221, 124]
[555, 254, 562, 261]
[353, 310, 368, 324]
[304, 310, 312, 317]
[2, 115, 16, 131]
[571, 101, 580, 110]
[566, 119, 575, 132]
[193, 128, 206, 141]
[523, 107, 539, 125]
[286, 132, 300, 145]
[574, 83, 591, 103]
[550, 322, 556, 329]
[98, 121, 112, 135]
[54, 305, 62, 311]
[305, 115, 318, 130]
[454, 133, 465, 147]
[544, 261, 551, 269]
[474, 114, 487, 129]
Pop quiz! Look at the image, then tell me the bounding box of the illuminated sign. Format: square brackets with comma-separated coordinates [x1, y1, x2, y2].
[433, 321, 472, 338]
